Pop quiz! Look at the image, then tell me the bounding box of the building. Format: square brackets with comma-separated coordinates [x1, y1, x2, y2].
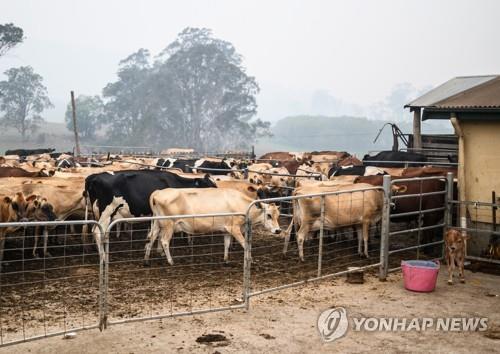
[405, 75, 500, 257]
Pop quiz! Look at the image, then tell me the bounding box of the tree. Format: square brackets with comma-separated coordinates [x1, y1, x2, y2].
[65, 95, 104, 140]
[102, 48, 154, 145]
[0, 23, 24, 57]
[0, 66, 53, 140]
[102, 28, 270, 151]
[155, 27, 268, 151]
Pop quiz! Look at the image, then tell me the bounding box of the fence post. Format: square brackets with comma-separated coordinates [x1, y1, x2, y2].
[445, 172, 454, 228]
[243, 212, 252, 310]
[379, 175, 392, 280]
[100, 223, 110, 330]
[317, 196, 325, 277]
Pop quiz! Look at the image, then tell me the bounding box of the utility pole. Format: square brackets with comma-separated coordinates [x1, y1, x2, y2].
[71, 91, 81, 156]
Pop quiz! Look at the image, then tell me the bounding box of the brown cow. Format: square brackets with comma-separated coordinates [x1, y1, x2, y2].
[258, 152, 295, 161]
[0, 193, 35, 270]
[0, 166, 54, 178]
[285, 183, 383, 260]
[444, 229, 468, 284]
[354, 175, 447, 247]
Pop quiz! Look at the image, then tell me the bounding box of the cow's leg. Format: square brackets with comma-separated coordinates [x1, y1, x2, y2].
[43, 227, 51, 257]
[70, 224, 76, 235]
[158, 221, 175, 265]
[223, 235, 232, 263]
[226, 226, 246, 263]
[448, 252, 455, 285]
[356, 225, 363, 256]
[33, 226, 40, 258]
[297, 223, 311, 262]
[363, 221, 370, 258]
[144, 220, 159, 266]
[459, 252, 465, 283]
[283, 221, 294, 256]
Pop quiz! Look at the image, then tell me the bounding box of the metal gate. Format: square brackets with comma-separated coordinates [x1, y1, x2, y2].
[0, 220, 104, 346]
[243, 186, 386, 304]
[103, 213, 247, 327]
[379, 174, 453, 278]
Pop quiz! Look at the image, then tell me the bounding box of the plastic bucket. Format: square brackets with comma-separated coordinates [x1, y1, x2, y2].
[401, 260, 440, 292]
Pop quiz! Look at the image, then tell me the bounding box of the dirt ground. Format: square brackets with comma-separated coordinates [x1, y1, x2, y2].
[1, 269, 499, 354]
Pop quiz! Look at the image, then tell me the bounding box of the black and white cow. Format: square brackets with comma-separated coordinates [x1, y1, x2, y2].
[84, 170, 217, 255]
[328, 165, 386, 178]
[154, 158, 198, 172]
[363, 151, 427, 168]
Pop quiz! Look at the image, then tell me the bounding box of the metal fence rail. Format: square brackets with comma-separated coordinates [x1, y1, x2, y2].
[243, 187, 385, 305]
[103, 213, 247, 327]
[379, 174, 453, 277]
[1, 171, 498, 347]
[449, 199, 500, 264]
[0, 220, 104, 347]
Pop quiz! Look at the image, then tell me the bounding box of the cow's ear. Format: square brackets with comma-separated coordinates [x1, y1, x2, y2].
[3, 196, 12, 204]
[26, 194, 38, 202]
[49, 170, 55, 176]
[396, 185, 407, 193]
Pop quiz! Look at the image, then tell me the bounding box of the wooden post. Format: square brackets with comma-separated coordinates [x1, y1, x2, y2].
[71, 91, 81, 157]
[412, 108, 422, 150]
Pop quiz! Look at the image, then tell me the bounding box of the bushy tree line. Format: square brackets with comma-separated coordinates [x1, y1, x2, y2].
[67, 27, 270, 151]
[0, 23, 54, 141]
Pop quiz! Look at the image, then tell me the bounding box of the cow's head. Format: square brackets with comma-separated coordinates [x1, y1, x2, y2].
[3, 192, 33, 222]
[445, 229, 468, 252]
[253, 202, 281, 234]
[195, 174, 217, 188]
[26, 196, 57, 221]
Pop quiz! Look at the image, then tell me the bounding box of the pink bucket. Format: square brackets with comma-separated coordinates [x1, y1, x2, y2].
[401, 260, 440, 292]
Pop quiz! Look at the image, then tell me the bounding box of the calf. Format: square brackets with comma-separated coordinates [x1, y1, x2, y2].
[444, 229, 467, 285]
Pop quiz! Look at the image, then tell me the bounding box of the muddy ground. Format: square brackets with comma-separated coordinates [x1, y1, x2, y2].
[0, 270, 498, 353]
[1, 216, 496, 352]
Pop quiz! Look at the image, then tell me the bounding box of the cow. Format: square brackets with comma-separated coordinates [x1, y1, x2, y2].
[284, 183, 384, 260]
[248, 163, 273, 185]
[193, 158, 233, 175]
[145, 188, 281, 265]
[337, 156, 363, 167]
[328, 166, 386, 178]
[353, 174, 447, 248]
[0, 180, 87, 257]
[258, 152, 295, 161]
[363, 151, 427, 167]
[444, 229, 468, 284]
[0, 193, 55, 269]
[158, 158, 198, 173]
[84, 170, 217, 255]
[215, 180, 268, 199]
[5, 148, 55, 157]
[0, 166, 54, 178]
[309, 151, 350, 163]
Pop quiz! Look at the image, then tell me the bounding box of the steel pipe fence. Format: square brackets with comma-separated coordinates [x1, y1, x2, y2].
[448, 199, 500, 264]
[103, 213, 247, 327]
[379, 174, 453, 277]
[0, 174, 478, 347]
[0, 220, 104, 347]
[243, 187, 386, 305]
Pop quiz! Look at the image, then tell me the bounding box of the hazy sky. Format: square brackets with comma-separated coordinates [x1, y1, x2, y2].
[1, 0, 499, 123]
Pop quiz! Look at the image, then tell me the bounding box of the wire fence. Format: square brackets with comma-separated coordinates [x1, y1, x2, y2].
[0, 173, 498, 347]
[0, 220, 104, 346]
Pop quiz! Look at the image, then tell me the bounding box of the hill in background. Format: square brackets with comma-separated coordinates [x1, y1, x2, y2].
[255, 115, 453, 156]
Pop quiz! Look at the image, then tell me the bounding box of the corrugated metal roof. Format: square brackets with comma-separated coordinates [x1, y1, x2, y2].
[405, 75, 499, 108]
[432, 76, 500, 109]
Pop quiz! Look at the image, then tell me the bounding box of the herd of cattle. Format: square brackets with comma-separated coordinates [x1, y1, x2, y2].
[0, 148, 461, 270]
